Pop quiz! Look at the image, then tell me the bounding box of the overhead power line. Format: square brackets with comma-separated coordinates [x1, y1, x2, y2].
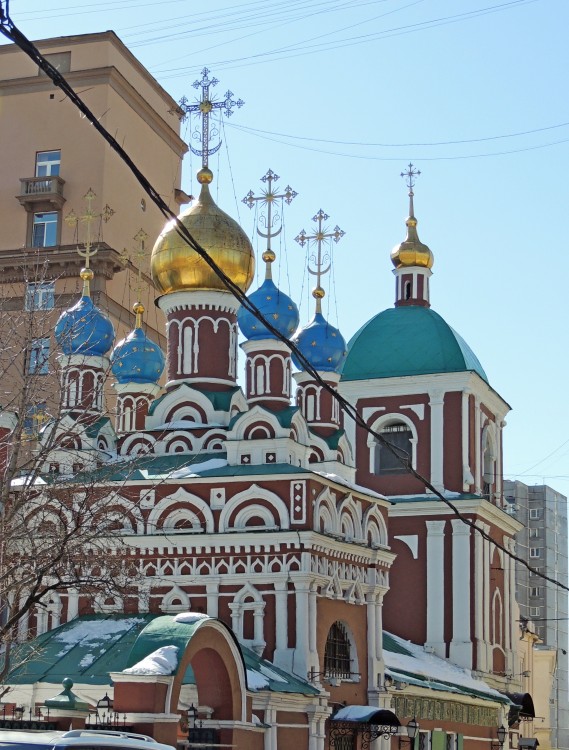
[0, 4, 566, 597]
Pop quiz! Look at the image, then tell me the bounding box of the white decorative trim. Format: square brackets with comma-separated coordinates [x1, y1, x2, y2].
[393, 534, 418, 559]
[400, 404, 425, 420]
[218, 484, 290, 532]
[157, 290, 240, 315]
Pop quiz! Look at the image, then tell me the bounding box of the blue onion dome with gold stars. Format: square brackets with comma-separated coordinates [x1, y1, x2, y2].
[110, 303, 165, 384]
[237, 247, 299, 340]
[55, 269, 114, 356]
[151, 168, 255, 295]
[291, 312, 347, 374]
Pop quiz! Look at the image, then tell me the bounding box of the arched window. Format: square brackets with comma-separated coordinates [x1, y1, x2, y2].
[324, 621, 351, 678]
[404, 280, 412, 300]
[373, 422, 413, 475]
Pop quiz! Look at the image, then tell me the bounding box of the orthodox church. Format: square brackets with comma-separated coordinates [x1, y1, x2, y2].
[1, 86, 530, 750]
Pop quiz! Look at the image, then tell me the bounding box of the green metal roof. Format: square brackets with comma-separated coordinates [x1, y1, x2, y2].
[6, 614, 318, 697]
[7, 614, 154, 686]
[341, 306, 488, 383]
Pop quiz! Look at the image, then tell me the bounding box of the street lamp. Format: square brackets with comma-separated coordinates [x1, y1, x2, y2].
[400, 718, 420, 747]
[492, 725, 508, 750]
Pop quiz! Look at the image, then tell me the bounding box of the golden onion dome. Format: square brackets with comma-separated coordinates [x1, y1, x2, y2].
[151, 168, 255, 295]
[390, 213, 434, 269]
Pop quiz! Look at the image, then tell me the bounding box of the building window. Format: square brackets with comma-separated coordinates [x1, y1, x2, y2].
[373, 422, 413, 475]
[530, 607, 540, 618]
[529, 527, 539, 539]
[530, 587, 541, 598]
[28, 338, 50, 375]
[529, 548, 541, 559]
[25, 282, 55, 311]
[529, 508, 540, 520]
[35, 150, 60, 177]
[40, 52, 71, 75]
[31, 212, 58, 247]
[530, 567, 542, 577]
[324, 621, 351, 679]
[23, 402, 48, 439]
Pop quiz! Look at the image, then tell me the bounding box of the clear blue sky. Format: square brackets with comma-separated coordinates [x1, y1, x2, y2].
[5, 0, 569, 493]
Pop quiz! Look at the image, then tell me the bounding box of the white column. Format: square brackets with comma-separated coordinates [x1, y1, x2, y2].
[367, 593, 378, 691]
[264, 707, 277, 750]
[375, 596, 383, 662]
[496, 421, 505, 502]
[206, 580, 219, 618]
[429, 390, 445, 491]
[425, 520, 446, 657]
[67, 589, 79, 621]
[474, 522, 487, 672]
[273, 581, 289, 668]
[308, 581, 318, 671]
[253, 603, 266, 655]
[483, 524, 492, 668]
[462, 391, 473, 490]
[293, 581, 310, 680]
[449, 518, 472, 668]
[474, 397, 481, 494]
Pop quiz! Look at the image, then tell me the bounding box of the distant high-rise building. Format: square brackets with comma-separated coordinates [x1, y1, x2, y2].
[504, 480, 569, 750]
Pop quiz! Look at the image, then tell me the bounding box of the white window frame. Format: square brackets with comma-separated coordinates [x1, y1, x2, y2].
[530, 607, 540, 618]
[529, 547, 541, 559]
[25, 281, 55, 311]
[530, 587, 541, 598]
[28, 338, 50, 375]
[35, 150, 61, 177]
[31, 211, 58, 247]
[529, 527, 539, 538]
[529, 508, 540, 520]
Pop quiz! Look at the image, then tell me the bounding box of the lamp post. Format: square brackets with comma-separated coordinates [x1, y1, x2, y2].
[400, 718, 420, 748]
[492, 725, 508, 750]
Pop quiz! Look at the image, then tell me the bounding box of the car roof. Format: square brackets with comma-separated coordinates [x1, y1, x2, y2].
[0, 730, 173, 750]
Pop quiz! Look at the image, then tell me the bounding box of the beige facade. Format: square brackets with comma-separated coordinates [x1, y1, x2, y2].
[0, 31, 188, 429]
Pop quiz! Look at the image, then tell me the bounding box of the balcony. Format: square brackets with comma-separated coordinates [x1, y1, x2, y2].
[17, 176, 66, 210]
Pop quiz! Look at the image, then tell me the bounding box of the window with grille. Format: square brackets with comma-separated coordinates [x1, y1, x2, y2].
[373, 422, 412, 475]
[324, 621, 351, 678]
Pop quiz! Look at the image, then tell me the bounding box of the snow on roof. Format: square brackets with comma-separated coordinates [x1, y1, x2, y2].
[154, 421, 224, 430]
[167, 458, 228, 478]
[173, 612, 209, 624]
[246, 669, 269, 690]
[313, 470, 387, 501]
[123, 645, 179, 675]
[53, 617, 146, 657]
[384, 632, 504, 699]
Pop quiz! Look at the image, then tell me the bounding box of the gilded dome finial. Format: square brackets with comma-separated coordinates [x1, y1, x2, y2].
[390, 164, 434, 270]
[242, 169, 298, 280]
[295, 209, 345, 314]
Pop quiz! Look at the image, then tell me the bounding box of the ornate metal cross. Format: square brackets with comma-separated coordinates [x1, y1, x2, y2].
[120, 228, 149, 296]
[177, 68, 243, 169]
[401, 162, 421, 214]
[295, 209, 345, 314]
[242, 169, 297, 278]
[65, 188, 115, 270]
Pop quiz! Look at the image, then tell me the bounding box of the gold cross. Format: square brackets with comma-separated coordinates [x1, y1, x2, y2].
[120, 228, 149, 328]
[178, 68, 243, 169]
[295, 209, 345, 314]
[401, 163, 421, 215]
[242, 169, 297, 279]
[65, 188, 114, 295]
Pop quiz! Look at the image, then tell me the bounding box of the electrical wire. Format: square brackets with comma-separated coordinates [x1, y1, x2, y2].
[1, 6, 566, 596]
